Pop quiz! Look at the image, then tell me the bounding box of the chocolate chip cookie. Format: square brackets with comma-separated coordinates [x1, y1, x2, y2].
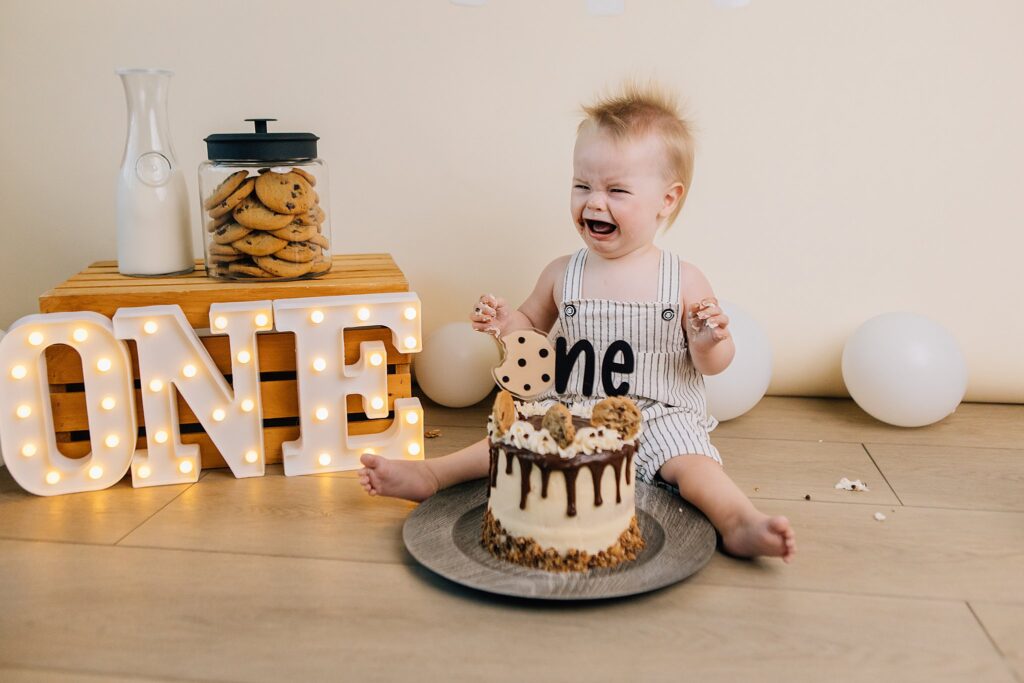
[541, 403, 576, 448]
[590, 397, 642, 440]
[254, 171, 314, 215]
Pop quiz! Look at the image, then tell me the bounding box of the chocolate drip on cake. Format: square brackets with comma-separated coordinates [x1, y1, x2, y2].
[518, 458, 533, 510]
[488, 415, 635, 517]
[587, 462, 605, 506]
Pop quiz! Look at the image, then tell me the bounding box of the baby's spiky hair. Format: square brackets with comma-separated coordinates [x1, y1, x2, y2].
[580, 81, 696, 225]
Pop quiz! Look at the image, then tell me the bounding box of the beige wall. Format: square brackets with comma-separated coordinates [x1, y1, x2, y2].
[1, 0, 1021, 403]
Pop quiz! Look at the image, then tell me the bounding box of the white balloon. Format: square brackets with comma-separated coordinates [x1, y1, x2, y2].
[414, 322, 501, 408]
[703, 302, 772, 421]
[842, 313, 967, 427]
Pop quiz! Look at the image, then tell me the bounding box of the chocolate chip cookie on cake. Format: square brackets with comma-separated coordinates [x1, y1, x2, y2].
[483, 391, 645, 572]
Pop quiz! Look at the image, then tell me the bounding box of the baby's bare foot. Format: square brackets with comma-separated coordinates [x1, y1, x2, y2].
[358, 454, 439, 502]
[721, 512, 796, 563]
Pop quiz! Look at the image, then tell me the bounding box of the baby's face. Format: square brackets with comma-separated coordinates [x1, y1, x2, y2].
[571, 125, 683, 259]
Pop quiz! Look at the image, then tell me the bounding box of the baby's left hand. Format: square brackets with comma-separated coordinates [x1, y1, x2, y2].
[686, 297, 731, 347]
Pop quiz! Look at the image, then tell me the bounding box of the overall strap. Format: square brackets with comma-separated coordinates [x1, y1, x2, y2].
[562, 249, 588, 302]
[656, 250, 680, 304]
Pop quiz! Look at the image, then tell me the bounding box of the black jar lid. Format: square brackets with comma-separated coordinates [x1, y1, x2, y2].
[204, 119, 319, 162]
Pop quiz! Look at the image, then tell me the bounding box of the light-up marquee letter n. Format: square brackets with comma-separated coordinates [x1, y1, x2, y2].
[0, 313, 137, 496]
[112, 302, 270, 487]
[273, 293, 424, 476]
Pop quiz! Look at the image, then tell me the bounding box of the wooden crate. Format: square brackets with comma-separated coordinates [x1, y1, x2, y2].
[38, 255, 412, 469]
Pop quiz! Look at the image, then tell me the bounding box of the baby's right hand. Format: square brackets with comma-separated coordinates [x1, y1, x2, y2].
[470, 294, 509, 336]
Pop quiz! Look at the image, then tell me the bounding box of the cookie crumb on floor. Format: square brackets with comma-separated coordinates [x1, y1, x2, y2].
[874, 512, 886, 521]
[835, 477, 870, 492]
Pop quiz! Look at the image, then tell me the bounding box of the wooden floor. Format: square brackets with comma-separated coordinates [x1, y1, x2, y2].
[1, 395, 1022, 682]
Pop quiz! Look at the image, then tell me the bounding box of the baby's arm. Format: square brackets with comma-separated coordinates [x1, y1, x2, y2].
[680, 261, 735, 375]
[471, 256, 567, 336]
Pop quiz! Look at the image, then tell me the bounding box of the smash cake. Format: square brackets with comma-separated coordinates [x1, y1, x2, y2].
[482, 391, 646, 572]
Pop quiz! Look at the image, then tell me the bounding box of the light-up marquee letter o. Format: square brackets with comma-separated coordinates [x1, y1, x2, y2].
[0, 313, 137, 496]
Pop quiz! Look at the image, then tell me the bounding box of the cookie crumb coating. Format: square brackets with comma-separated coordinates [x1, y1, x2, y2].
[482, 509, 644, 572]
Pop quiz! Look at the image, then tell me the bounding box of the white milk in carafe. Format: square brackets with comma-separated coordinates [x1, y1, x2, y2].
[116, 68, 194, 276]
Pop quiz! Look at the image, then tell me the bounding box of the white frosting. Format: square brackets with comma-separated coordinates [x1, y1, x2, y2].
[515, 399, 594, 419]
[488, 448, 636, 554]
[488, 400, 639, 460]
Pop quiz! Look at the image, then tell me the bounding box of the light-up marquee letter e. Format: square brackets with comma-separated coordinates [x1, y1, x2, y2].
[0, 292, 423, 496]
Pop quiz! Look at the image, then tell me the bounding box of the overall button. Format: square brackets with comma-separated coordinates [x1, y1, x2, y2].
[564, 304, 577, 318]
[661, 308, 676, 321]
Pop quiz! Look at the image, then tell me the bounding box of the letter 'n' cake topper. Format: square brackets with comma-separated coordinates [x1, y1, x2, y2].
[492, 329, 555, 399]
[492, 329, 637, 400]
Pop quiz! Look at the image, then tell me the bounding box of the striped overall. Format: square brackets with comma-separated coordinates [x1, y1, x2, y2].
[543, 248, 722, 484]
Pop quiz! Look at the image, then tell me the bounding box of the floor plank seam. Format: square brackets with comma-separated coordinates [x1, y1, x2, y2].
[749, 494, 1024, 515]
[966, 601, 1020, 681]
[0, 662, 216, 683]
[692, 578, 1024, 607]
[860, 443, 905, 505]
[111, 481, 204, 546]
[110, 540, 415, 567]
[715, 433, 1024, 451]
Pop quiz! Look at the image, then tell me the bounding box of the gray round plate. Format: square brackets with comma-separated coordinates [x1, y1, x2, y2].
[403, 480, 716, 601]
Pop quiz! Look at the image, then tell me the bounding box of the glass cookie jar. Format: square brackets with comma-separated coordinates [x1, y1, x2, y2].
[199, 119, 331, 280]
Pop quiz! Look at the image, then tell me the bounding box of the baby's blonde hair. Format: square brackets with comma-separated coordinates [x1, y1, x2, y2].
[580, 81, 695, 226]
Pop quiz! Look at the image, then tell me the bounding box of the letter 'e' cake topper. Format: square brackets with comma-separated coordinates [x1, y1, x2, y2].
[492, 329, 637, 400]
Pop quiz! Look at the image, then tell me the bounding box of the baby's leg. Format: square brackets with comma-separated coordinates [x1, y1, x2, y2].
[358, 437, 491, 502]
[659, 455, 796, 562]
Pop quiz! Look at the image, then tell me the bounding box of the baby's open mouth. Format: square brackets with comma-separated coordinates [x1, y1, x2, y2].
[584, 219, 617, 236]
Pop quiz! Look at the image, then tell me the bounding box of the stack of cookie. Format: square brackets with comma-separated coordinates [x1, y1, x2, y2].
[203, 168, 331, 279]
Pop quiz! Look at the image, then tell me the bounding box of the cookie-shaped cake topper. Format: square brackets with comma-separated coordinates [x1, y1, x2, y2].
[590, 396, 642, 440]
[492, 390, 517, 437]
[492, 329, 556, 400]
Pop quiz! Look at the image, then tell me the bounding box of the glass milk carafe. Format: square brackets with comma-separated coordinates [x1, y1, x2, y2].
[115, 68, 194, 276]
